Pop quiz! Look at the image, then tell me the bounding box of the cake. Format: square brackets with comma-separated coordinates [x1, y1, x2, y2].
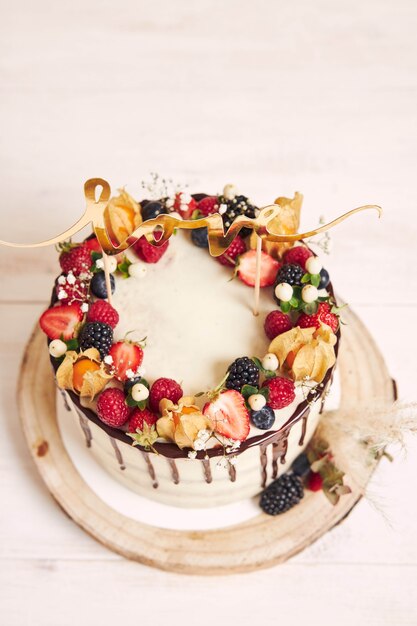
[38, 182, 343, 511]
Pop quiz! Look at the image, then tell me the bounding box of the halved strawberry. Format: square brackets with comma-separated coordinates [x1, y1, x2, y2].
[203, 390, 250, 441]
[237, 250, 280, 287]
[39, 303, 84, 340]
[108, 341, 144, 382]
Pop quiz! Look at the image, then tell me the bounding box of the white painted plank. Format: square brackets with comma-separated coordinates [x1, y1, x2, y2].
[1, 560, 416, 626]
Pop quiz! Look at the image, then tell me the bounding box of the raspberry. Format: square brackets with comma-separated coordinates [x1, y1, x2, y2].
[217, 236, 246, 267]
[260, 474, 304, 515]
[283, 246, 313, 270]
[197, 196, 219, 217]
[55, 274, 89, 305]
[87, 300, 120, 329]
[297, 302, 339, 333]
[264, 310, 293, 340]
[263, 376, 295, 410]
[307, 472, 323, 492]
[128, 408, 158, 433]
[149, 378, 183, 412]
[96, 388, 130, 427]
[133, 236, 169, 264]
[59, 243, 92, 276]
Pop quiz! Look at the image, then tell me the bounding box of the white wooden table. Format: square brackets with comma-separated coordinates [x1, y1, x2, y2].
[1, 1, 416, 624]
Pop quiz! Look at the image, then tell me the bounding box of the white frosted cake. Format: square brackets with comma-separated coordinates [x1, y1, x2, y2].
[39, 185, 341, 513]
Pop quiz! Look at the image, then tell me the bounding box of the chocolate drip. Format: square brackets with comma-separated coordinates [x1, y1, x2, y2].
[228, 462, 237, 482]
[60, 390, 71, 412]
[280, 431, 289, 464]
[168, 459, 180, 484]
[202, 459, 212, 484]
[78, 413, 92, 448]
[110, 437, 125, 470]
[271, 442, 281, 480]
[299, 414, 308, 446]
[142, 451, 158, 488]
[260, 444, 268, 488]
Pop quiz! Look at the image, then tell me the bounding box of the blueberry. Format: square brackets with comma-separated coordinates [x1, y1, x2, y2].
[91, 271, 115, 299]
[251, 406, 275, 430]
[141, 201, 167, 222]
[291, 452, 311, 477]
[191, 227, 209, 248]
[318, 268, 330, 289]
[124, 376, 142, 393]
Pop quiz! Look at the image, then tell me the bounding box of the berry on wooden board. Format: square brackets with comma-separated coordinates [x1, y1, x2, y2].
[260, 474, 304, 515]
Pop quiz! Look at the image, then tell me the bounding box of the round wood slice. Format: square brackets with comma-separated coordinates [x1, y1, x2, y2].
[18, 307, 396, 574]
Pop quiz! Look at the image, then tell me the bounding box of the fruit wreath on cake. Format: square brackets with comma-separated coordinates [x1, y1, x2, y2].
[38, 178, 351, 512]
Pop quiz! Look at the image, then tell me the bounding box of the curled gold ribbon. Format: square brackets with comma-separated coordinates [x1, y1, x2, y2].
[0, 178, 382, 257]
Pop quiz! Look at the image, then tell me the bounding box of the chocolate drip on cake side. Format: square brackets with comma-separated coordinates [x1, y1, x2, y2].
[260, 444, 268, 488]
[167, 459, 180, 484]
[141, 451, 158, 488]
[109, 436, 125, 470]
[298, 413, 309, 446]
[202, 459, 213, 483]
[228, 462, 237, 482]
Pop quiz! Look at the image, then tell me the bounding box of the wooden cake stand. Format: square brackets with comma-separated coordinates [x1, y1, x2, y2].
[17, 308, 396, 575]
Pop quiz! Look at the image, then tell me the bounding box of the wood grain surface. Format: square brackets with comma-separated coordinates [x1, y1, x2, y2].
[1, 0, 417, 624]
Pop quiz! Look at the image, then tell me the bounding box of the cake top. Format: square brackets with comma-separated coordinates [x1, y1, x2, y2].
[38, 181, 342, 461]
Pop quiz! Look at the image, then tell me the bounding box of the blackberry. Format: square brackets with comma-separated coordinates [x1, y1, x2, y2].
[275, 263, 304, 287]
[318, 268, 330, 289]
[191, 227, 209, 248]
[291, 452, 311, 478]
[141, 201, 167, 222]
[251, 406, 275, 430]
[260, 473, 304, 516]
[226, 356, 260, 392]
[220, 195, 258, 238]
[91, 272, 115, 299]
[79, 322, 113, 359]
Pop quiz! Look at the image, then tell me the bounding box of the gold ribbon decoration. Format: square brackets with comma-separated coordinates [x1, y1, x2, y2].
[0, 178, 382, 257]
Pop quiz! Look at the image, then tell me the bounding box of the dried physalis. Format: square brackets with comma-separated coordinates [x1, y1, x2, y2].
[156, 397, 213, 450]
[250, 192, 303, 259]
[268, 324, 337, 383]
[56, 348, 113, 400]
[104, 188, 142, 246]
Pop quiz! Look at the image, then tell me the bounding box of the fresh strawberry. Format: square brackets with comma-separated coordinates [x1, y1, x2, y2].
[172, 192, 197, 219]
[59, 243, 92, 276]
[203, 390, 250, 441]
[297, 302, 339, 333]
[84, 237, 102, 253]
[237, 250, 280, 287]
[149, 378, 183, 412]
[197, 195, 219, 217]
[307, 472, 323, 492]
[55, 274, 89, 305]
[108, 341, 144, 382]
[88, 300, 119, 329]
[128, 408, 158, 432]
[133, 236, 169, 263]
[283, 245, 313, 270]
[96, 388, 130, 427]
[217, 236, 246, 267]
[39, 303, 84, 340]
[262, 377, 295, 410]
[264, 310, 293, 340]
